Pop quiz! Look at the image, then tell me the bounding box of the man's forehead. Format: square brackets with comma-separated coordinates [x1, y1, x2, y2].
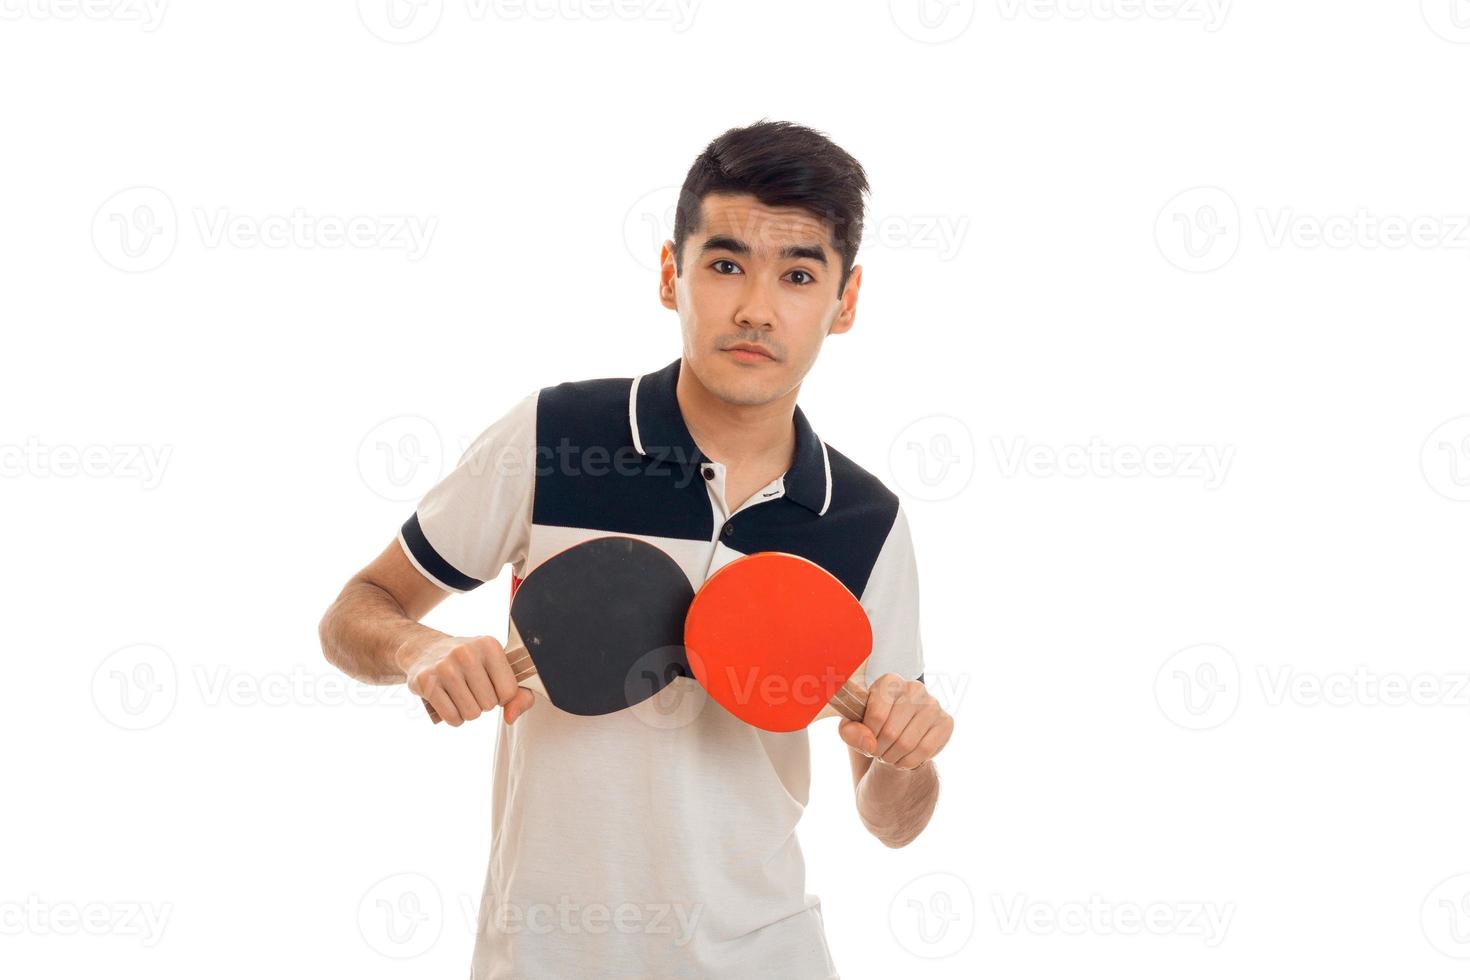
[699, 194, 835, 252]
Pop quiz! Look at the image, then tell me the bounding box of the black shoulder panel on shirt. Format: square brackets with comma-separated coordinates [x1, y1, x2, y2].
[532, 376, 715, 541]
[726, 444, 900, 601]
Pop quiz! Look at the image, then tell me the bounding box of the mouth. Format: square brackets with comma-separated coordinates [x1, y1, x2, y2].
[723, 343, 776, 363]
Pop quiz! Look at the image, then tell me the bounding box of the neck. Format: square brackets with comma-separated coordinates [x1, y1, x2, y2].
[676, 359, 798, 470]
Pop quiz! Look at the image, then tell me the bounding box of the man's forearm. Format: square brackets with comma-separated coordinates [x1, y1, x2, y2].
[855, 758, 940, 848]
[319, 581, 447, 685]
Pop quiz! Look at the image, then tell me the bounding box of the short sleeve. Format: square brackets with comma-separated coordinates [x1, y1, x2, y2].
[397, 390, 538, 593]
[859, 504, 925, 685]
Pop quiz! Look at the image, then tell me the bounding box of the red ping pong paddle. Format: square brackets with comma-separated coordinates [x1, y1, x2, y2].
[683, 551, 874, 732]
[422, 535, 693, 723]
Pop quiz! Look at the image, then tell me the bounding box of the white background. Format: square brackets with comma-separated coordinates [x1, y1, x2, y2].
[4, 1, 1470, 977]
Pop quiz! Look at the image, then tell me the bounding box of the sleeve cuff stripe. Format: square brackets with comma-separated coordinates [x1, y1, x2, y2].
[400, 514, 483, 593]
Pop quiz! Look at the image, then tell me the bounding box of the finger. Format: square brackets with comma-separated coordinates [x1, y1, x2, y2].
[480, 638, 522, 708]
[891, 723, 951, 771]
[838, 719, 877, 755]
[861, 680, 898, 740]
[440, 670, 482, 723]
[453, 642, 499, 713]
[880, 709, 935, 767]
[422, 698, 442, 724]
[503, 688, 536, 725]
[425, 685, 462, 727]
[875, 700, 920, 759]
[862, 673, 911, 736]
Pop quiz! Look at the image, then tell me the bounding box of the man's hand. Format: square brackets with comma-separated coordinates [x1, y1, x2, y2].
[838, 672, 952, 771]
[399, 635, 536, 728]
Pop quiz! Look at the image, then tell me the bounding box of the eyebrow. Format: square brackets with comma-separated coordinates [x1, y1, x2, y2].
[699, 235, 829, 267]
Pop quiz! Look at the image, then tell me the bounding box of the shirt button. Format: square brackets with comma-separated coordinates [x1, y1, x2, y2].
[722, 522, 734, 537]
[702, 467, 714, 481]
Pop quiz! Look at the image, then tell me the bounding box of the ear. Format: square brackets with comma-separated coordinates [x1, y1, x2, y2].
[659, 240, 679, 311]
[827, 264, 862, 336]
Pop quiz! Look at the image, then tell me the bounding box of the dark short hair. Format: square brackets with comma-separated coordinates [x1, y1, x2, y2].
[672, 119, 870, 296]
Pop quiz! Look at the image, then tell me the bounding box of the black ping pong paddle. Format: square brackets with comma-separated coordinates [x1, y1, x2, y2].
[422, 535, 693, 723]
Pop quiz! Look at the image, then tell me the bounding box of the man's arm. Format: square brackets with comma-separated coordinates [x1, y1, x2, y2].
[835, 500, 946, 847]
[839, 673, 951, 848]
[319, 539, 451, 685]
[318, 539, 535, 726]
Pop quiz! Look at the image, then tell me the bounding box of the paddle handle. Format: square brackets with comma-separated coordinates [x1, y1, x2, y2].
[827, 675, 869, 724]
[421, 641, 535, 724]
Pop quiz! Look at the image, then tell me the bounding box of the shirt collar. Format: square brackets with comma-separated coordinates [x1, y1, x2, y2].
[628, 357, 833, 517]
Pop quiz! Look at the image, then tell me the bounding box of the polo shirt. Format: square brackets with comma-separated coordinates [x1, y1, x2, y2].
[398, 356, 925, 979]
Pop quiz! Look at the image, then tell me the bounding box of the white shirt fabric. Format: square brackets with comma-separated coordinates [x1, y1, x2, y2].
[397, 365, 925, 978]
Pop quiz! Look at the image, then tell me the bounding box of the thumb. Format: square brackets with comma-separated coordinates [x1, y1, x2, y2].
[838, 719, 877, 756]
[502, 687, 536, 725]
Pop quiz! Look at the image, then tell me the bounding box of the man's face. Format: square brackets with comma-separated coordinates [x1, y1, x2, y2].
[660, 192, 860, 407]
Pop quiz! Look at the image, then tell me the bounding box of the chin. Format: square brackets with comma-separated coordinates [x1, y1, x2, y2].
[702, 358, 782, 406]
[716, 385, 774, 407]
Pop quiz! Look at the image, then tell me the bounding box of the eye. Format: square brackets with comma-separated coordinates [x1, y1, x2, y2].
[786, 269, 816, 286]
[712, 259, 741, 275]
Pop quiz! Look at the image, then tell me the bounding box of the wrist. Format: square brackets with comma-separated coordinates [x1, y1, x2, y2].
[862, 754, 933, 780]
[392, 629, 449, 676]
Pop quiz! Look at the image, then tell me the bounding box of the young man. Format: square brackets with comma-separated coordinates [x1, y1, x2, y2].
[320, 120, 953, 978]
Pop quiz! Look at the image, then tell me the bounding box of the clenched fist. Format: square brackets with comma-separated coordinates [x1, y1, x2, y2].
[837, 672, 952, 771]
[399, 635, 536, 727]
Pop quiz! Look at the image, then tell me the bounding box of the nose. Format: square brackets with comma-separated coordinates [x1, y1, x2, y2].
[734, 275, 777, 333]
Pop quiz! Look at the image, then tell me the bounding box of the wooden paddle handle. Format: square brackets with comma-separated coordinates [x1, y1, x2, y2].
[828, 676, 869, 724]
[421, 640, 535, 724]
